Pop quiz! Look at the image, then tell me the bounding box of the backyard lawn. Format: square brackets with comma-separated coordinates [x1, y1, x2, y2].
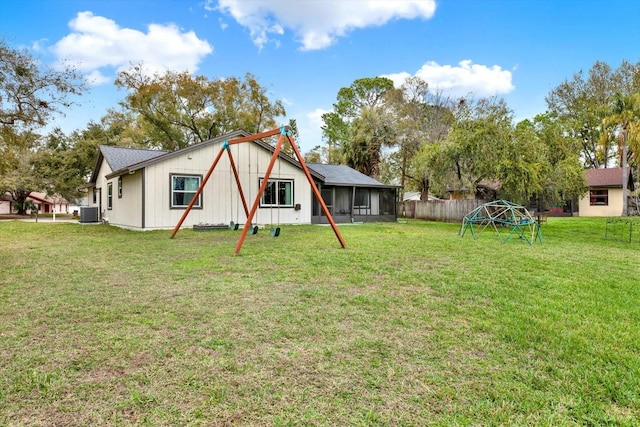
[1, 218, 638, 426]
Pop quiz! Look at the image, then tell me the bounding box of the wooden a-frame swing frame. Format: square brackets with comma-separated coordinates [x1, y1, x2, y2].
[170, 126, 347, 255]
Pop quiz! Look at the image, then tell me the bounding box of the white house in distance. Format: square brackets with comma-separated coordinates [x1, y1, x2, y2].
[83, 129, 398, 230]
[578, 167, 635, 216]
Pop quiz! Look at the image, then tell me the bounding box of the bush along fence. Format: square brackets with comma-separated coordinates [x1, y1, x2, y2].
[401, 199, 486, 223]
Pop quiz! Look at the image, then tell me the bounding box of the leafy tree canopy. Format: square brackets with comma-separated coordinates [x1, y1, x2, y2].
[0, 39, 86, 130]
[321, 77, 395, 167]
[546, 60, 639, 169]
[0, 40, 86, 211]
[114, 67, 286, 151]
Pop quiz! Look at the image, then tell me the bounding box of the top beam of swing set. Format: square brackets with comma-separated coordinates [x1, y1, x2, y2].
[169, 126, 347, 256]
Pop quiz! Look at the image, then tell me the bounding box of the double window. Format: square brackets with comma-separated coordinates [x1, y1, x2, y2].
[171, 174, 202, 209]
[260, 179, 293, 207]
[589, 189, 608, 206]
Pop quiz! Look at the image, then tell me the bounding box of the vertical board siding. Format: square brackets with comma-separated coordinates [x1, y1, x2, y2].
[402, 199, 486, 223]
[108, 172, 143, 228]
[143, 140, 313, 229]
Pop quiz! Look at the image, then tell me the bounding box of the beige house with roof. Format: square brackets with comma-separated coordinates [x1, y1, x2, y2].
[578, 167, 635, 217]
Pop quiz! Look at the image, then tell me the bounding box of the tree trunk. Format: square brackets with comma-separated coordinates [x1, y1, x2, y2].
[420, 178, 429, 201]
[622, 132, 629, 216]
[12, 189, 31, 215]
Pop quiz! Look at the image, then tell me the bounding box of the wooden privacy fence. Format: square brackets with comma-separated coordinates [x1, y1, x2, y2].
[401, 199, 486, 223]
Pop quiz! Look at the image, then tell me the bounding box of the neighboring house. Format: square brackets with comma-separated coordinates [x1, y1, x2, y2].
[447, 180, 500, 201]
[84, 130, 398, 230]
[69, 194, 89, 216]
[307, 163, 399, 224]
[28, 192, 70, 214]
[578, 167, 635, 217]
[402, 192, 441, 202]
[0, 194, 12, 214]
[403, 191, 422, 202]
[0, 192, 69, 214]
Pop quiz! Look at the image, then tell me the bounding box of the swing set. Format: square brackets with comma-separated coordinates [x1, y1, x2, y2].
[169, 126, 346, 255]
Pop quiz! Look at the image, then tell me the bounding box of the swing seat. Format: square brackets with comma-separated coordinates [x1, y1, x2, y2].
[242, 224, 258, 234]
[229, 221, 239, 230]
[240, 221, 258, 234]
[270, 226, 281, 237]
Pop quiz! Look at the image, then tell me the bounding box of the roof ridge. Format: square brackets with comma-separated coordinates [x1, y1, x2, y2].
[100, 144, 169, 153]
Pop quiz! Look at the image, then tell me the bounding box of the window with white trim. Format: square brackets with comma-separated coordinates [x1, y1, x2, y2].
[171, 174, 202, 209]
[118, 176, 122, 198]
[107, 182, 113, 210]
[260, 179, 293, 207]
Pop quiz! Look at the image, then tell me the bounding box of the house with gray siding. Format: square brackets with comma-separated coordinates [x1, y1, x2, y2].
[84, 130, 397, 230]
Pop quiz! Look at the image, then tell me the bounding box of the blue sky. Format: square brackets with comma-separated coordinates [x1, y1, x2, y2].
[1, 0, 639, 152]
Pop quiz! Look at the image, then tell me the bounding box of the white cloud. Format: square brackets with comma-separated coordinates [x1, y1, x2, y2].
[384, 60, 515, 97]
[31, 39, 49, 53]
[306, 108, 327, 134]
[293, 107, 328, 151]
[52, 11, 213, 85]
[85, 70, 111, 86]
[209, 0, 436, 50]
[281, 97, 294, 106]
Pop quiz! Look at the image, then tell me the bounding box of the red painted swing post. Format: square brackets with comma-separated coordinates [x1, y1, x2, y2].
[230, 126, 346, 255]
[285, 128, 347, 250]
[231, 130, 286, 255]
[170, 126, 346, 256]
[170, 146, 227, 238]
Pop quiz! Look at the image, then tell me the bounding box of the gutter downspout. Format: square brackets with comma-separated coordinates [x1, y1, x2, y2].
[141, 169, 146, 229]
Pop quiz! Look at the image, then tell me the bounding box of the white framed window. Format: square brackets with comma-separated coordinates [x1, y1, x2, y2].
[170, 174, 202, 209]
[260, 179, 293, 207]
[107, 182, 113, 210]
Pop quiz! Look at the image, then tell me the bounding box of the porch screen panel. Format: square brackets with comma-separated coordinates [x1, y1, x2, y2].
[380, 189, 396, 215]
[334, 187, 351, 215]
[354, 188, 370, 215]
[318, 188, 333, 216]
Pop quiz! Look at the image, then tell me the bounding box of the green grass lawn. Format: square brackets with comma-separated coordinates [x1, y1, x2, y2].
[1, 218, 638, 426]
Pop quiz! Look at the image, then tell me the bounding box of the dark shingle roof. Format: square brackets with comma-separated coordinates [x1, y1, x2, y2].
[100, 145, 169, 173]
[307, 163, 396, 188]
[89, 133, 394, 190]
[585, 167, 634, 190]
